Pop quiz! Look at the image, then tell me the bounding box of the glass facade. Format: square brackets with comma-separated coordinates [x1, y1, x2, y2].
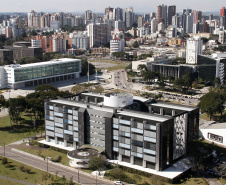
[14, 61, 80, 82]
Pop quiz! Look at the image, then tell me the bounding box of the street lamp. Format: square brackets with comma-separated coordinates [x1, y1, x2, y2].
[8, 90, 12, 128]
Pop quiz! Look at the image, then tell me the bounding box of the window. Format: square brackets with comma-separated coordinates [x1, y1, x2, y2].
[208, 133, 223, 143]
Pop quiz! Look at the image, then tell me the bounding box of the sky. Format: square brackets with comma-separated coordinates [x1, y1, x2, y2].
[0, 0, 225, 13]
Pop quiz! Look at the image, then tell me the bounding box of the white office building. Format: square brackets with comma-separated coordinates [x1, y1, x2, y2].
[0, 58, 81, 89]
[110, 38, 125, 55]
[186, 37, 203, 64]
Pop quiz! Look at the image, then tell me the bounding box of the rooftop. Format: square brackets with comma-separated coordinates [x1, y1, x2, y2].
[4, 58, 80, 68]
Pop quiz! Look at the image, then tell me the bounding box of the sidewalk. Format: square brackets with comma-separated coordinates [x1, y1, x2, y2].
[0, 175, 35, 185]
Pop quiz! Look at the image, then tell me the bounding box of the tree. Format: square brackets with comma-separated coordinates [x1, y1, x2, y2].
[143, 71, 156, 89]
[111, 52, 126, 59]
[8, 97, 26, 125]
[213, 77, 221, 88]
[92, 85, 104, 94]
[182, 72, 193, 88]
[80, 58, 95, 76]
[137, 64, 147, 76]
[89, 156, 106, 174]
[71, 84, 85, 94]
[0, 94, 5, 107]
[132, 41, 139, 48]
[198, 92, 224, 120]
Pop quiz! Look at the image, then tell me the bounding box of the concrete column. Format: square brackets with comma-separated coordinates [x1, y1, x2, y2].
[119, 154, 122, 162]
[172, 110, 175, 116]
[130, 156, 134, 165]
[46, 135, 50, 142]
[64, 139, 67, 147]
[73, 141, 77, 149]
[55, 136, 58, 144]
[160, 108, 164, 116]
[143, 160, 146, 168]
[149, 106, 152, 114]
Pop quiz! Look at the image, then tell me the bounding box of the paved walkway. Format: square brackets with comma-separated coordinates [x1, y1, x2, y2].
[0, 175, 35, 185]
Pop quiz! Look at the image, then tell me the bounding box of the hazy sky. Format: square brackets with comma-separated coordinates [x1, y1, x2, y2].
[0, 0, 225, 13]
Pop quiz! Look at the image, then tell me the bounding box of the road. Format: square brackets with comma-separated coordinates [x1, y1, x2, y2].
[0, 145, 114, 185]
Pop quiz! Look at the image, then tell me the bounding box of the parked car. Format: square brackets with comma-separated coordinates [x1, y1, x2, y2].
[114, 181, 123, 185]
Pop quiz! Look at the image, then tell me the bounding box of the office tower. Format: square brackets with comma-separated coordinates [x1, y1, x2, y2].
[168, 5, 176, 26]
[138, 16, 144, 28]
[220, 7, 226, 17]
[151, 18, 158, 33]
[183, 9, 192, 15]
[157, 4, 167, 28]
[158, 22, 164, 32]
[87, 23, 109, 48]
[113, 8, 123, 21]
[193, 10, 202, 24]
[27, 10, 36, 27]
[172, 14, 180, 27]
[123, 7, 134, 28]
[150, 12, 156, 19]
[56, 12, 64, 27]
[186, 37, 203, 64]
[186, 13, 193, 33]
[209, 14, 213, 21]
[105, 7, 113, 15]
[143, 14, 150, 22]
[85, 10, 92, 20]
[203, 22, 210, 33]
[44, 92, 199, 172]
[220, 16, 225, 28]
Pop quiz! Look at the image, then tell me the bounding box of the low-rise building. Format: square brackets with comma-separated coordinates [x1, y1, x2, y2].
[0, 58, 81, 89]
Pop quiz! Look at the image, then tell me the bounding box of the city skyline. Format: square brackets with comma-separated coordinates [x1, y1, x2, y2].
[0, 0, 225, 13]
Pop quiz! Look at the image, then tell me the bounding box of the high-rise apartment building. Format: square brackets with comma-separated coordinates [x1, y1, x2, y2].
[186, 37, 203, 64]
[156, 4, 167, 28]
[113, 8, 123, 21]
[168, 5, 176, 26]
[87, 23, 109, 48]
[220, 7, 226, 17]
[85, 10, 92, 20]
[27, 10, 36, 27]
[151, 18, 158, 33]
[138, 16, 144, 28]
[123, 7, 134, 28]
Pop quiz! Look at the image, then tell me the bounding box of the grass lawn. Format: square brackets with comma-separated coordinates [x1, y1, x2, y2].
[0, 157, 76, 185]
[15, 146, 70, 166]
[200, 113, 210, 121]
[0, 113, 42, 146]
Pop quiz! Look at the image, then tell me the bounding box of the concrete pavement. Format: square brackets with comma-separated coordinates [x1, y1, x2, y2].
[0, 144, 114, 185]
[0, 175, 35, 185]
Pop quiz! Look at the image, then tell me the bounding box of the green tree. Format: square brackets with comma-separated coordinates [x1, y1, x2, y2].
[80, 58, 95, 76]
[92, 85, 104, 94]
[132, 41, 139, 48]
[71, 84, 85, 94]
[137, 64, 147, 76]
[143, 71, 156, 88]
[182, 72, 193, 88]
[89, 156, 106, 174]
[0, 94, 5, 107]
[111, 52, 126, 59]
[8, 97, 26, 125]
[198, 92, 224, 120]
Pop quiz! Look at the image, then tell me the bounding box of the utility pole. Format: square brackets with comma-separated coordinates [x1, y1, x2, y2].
[96, 172, 98, 185]
[88, 59, 90, 84]
[78, 167, 80, 183]
[8, 90, 12, 128]
[4, 142, 5, 157]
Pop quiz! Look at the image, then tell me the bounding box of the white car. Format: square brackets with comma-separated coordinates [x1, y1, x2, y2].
[114, 181, 123, 185]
